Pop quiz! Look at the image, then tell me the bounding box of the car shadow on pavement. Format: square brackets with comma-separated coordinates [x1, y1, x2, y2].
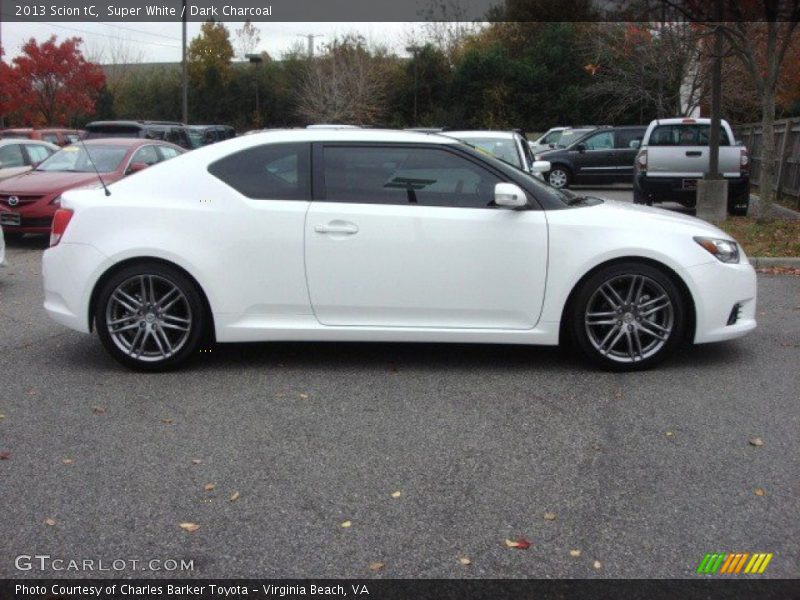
[3, 233, 49, 249]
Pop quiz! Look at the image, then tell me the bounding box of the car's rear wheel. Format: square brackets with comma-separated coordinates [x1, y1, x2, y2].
[570, 262, 686, 371]
[95, 263, 206, 371]
[547, 166, 571, 189]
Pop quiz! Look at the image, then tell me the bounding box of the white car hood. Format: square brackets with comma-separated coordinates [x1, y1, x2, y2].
[589, 199, 732, 239]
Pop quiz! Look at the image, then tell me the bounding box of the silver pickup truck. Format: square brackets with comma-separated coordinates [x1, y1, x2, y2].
[633, 118, 750, 216]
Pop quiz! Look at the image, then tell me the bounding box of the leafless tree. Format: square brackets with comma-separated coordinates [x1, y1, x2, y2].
[234, 20, 261, 60]
[295, 34, 392, 125]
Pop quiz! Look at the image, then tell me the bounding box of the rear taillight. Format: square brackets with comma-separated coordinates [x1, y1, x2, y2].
[636, 149, 647, 172]
[50, 208, 73, 247]
[740, 148, 749, 173]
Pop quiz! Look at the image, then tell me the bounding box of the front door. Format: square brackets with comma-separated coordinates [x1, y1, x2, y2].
[304, 144, 549, 330]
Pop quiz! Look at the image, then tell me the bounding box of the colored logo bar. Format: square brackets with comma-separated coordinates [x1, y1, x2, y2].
[696, 553, 773, 574]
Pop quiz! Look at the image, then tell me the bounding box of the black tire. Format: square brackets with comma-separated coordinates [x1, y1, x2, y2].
[547, 165, 571, 189]
[569, 262, 686, 371]
[95, 262, 207, 371]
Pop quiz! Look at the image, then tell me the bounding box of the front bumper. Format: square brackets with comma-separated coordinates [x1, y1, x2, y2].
[684, 259, 757, 344]
[0, 203, 57, 234]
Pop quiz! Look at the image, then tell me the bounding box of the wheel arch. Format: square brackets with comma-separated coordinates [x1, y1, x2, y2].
[88, 256, 216, 341]
[558, 256, 696, 344]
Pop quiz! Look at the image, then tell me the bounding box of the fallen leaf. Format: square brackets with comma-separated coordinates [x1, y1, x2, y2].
[0, 413, 5, 420]
[179, 522, 200, 533]
[28, 388, 39, 396]
[504, 538, 531, 549]
[544, 512, 557, 521]
[458, 557, 471, 566]
[665, 431, 675, 437]
[368, 562, 385, 572]
[229, 491, 240, 502]
[569, 549, 582, 558]
[161, 418, 174, 425]
[341, 520, 352, 528]
[749, 437, 764, 447]
[204, 483, 216, 492]
[191, 459, 203, 465]
[593, 560, 603, 570]
[614, 390, 623, 400]
[299, 393, 309, 400]
[754, 487, 766, 497]
[92, 406, 106, 414]
[45, 518, 57, 526]
[391, 491, 402, 498]
[61, 458, 74, 465]
[0, 451, 10, 460]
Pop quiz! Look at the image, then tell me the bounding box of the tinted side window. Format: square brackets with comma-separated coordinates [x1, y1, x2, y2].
[208, 142, 311, 200]
[584, 132, 614, 150]
[324, 146, 502, 209]
[0, 144, 25, 167]
[616, 130, 644, 149]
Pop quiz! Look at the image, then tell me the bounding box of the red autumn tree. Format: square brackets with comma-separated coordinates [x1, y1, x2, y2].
[11, 36, 105, 126]
[0, 46, 21, 118]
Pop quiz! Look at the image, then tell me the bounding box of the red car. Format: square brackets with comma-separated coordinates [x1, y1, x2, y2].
[0, 138, 184, 238]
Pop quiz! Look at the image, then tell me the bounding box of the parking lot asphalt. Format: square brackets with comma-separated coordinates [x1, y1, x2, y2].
[0, 188, 798, 580]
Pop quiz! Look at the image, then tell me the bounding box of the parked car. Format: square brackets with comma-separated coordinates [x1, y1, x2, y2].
[0, 138, 184, 239]
[528, 127, 568, 153]
[186, 125, 236, 148]
[0, 139, 59, 182]
[1, 128, 83, 146]
[633, 118, 750, 216]
[0, 225, 5, 267]
[536, 126, 647, 188]
[43, 129, 756, 372]
[84, 121, 193, 150]
[445, 130, 550, 178]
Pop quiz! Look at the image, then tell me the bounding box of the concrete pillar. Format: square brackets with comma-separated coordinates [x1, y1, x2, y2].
[696, 179, 728, 224]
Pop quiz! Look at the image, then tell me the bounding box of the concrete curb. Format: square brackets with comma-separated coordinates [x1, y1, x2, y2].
[749, 256, 800, 269]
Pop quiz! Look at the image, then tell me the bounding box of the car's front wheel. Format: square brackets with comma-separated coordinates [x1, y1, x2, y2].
[547, 166, 571, 189]
[570, 262, 686, 371]
[95, 263, 207, 371]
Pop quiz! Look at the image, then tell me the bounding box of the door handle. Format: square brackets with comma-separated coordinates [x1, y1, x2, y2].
[685, 151, 702, 157]
[314, 222, 359, 235]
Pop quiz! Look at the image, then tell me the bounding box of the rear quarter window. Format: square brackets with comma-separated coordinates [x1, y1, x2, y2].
[649, 124, 730, 146]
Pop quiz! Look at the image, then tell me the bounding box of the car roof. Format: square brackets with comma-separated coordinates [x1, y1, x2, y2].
[651, 118, 714, 126]
[0, 138, 59, 148]
[66, 138, 180, 148]
[444, 130, 518, 139]
[236, 129, 462, 145]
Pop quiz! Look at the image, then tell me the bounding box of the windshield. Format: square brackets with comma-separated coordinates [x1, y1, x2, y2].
[452, 137, 522, 169]
[555, 128, 594, 148]
[36, 145, 128, 173]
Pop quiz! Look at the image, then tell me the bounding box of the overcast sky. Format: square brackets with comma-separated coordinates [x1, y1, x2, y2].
[1, 21, 417, 63]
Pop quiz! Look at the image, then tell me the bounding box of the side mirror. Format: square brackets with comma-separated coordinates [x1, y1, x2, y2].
[576, 143, 587, 153]
[629, 140, 641, 150]
[531, 160, 551, 173]
[494, 183, 528, 209]
[735, 140, 744, 147]
[548, 143, 555, 148]
[126, 162, 148, 175]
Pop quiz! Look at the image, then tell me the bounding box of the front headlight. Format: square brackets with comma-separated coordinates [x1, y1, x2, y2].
[694, 237, 740, 264]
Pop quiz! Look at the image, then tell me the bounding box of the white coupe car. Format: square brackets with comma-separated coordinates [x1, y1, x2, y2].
[42, 129, 757, 371]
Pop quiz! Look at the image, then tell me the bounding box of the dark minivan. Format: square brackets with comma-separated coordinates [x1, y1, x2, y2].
[84, 121, 193, 150]
[535, 125, 646, 188]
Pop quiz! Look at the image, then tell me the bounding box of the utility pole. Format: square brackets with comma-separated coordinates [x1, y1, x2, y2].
[297, 34, 323, 58]
[405, 45, 422, 126]
[181, 0, 188, 124]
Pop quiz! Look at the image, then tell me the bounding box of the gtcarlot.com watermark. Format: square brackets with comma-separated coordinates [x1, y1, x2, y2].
[15, 554, 194, 572]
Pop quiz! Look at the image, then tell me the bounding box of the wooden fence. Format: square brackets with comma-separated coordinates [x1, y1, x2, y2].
[735, 118, 800, 210]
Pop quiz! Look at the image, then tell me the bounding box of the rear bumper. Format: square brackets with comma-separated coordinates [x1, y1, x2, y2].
[635, 174, 750, 206]
[43, 242, 110, 333]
